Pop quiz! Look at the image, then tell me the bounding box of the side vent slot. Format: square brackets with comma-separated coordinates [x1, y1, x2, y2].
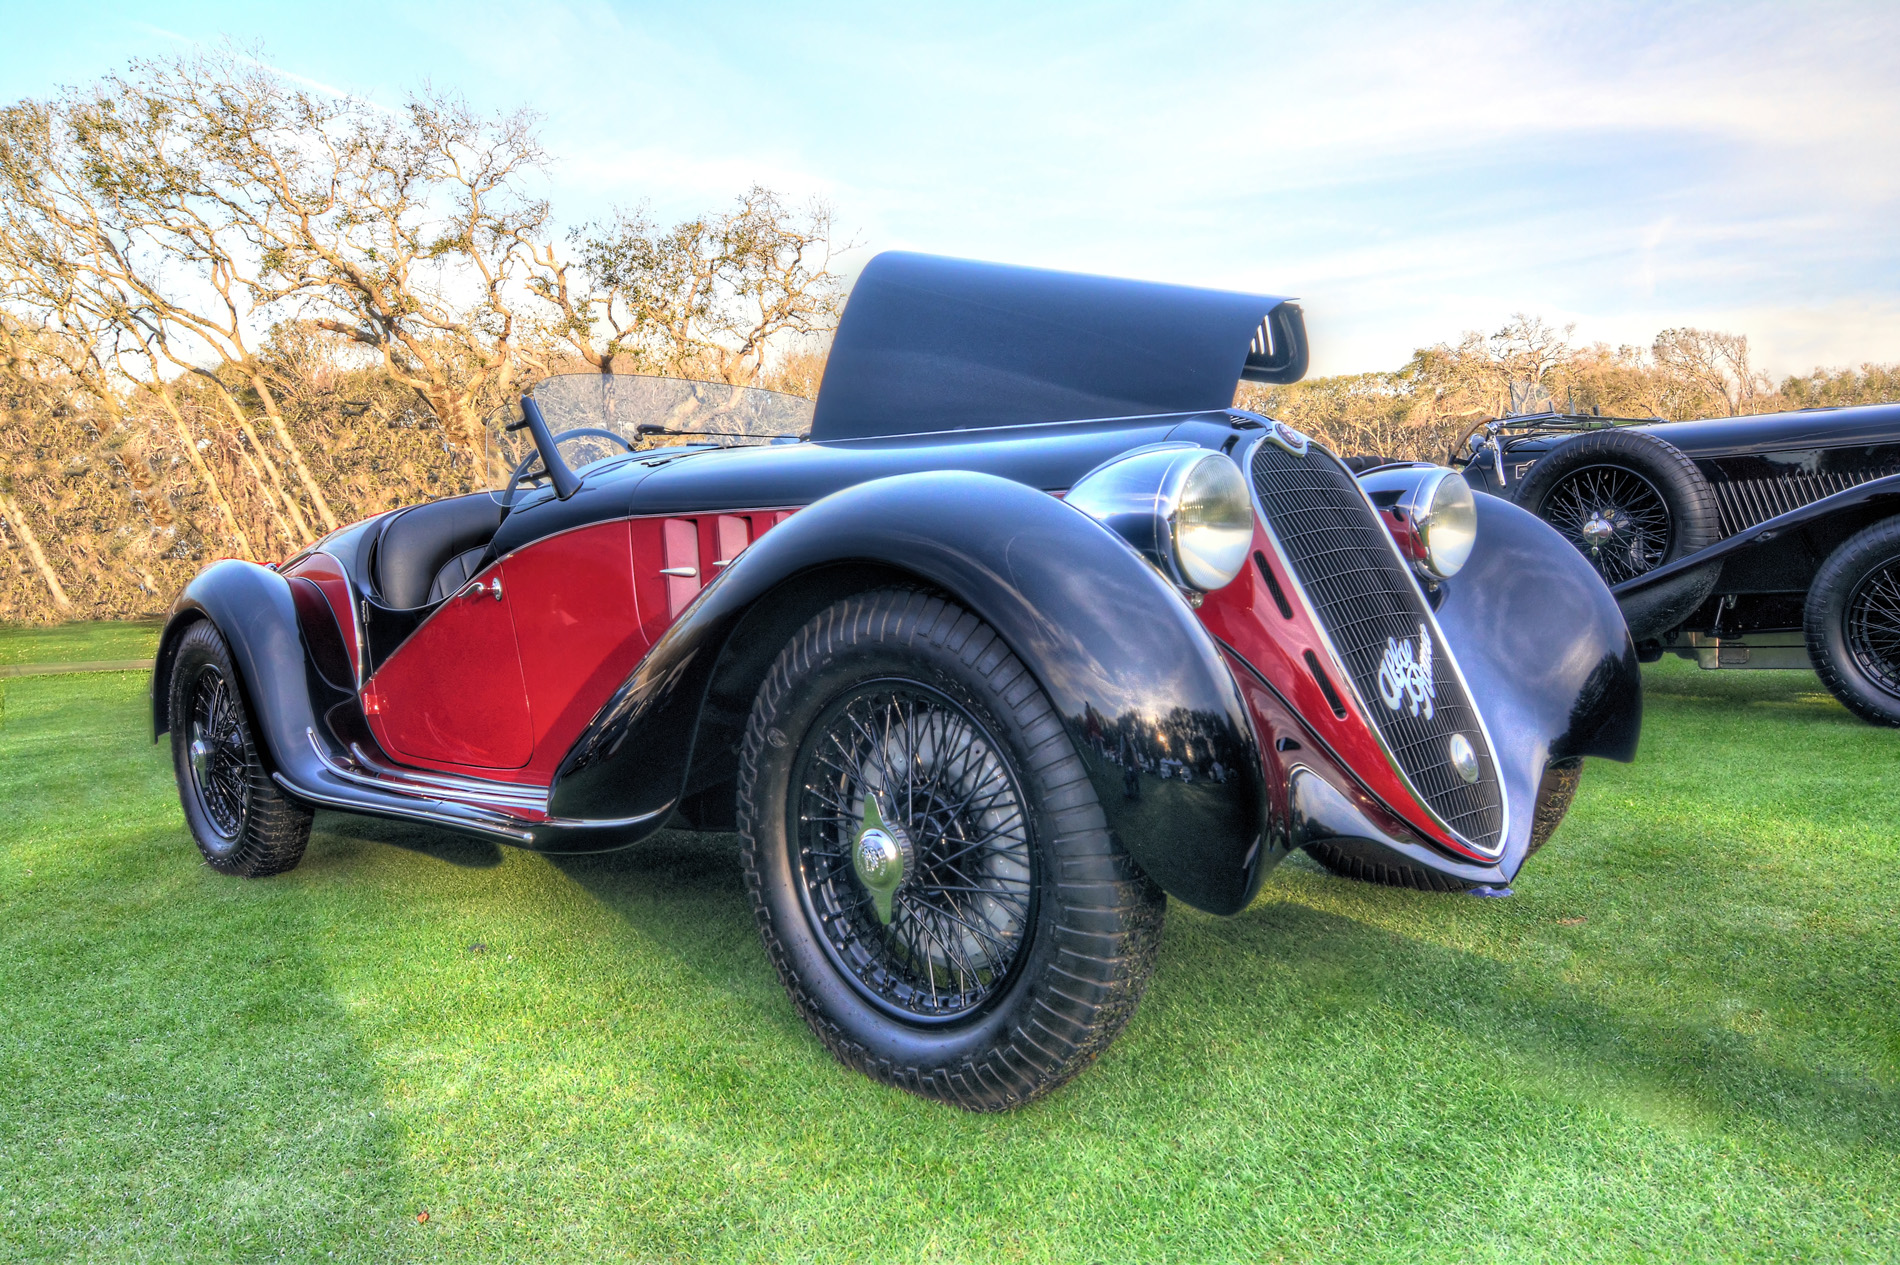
[1303, 649, 1348, 719]
[1255, 551, 1294, 620]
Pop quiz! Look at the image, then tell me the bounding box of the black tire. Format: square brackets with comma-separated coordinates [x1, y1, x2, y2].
[736, 588, 1166, 1111]
[1805, 516, 1900, 726]
[1304, 760, 1583, 889]
[167, 620, 313, 876]
[1512, 430, 1722, 639]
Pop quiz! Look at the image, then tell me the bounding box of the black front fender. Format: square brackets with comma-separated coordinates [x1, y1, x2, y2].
[1431, 494, 1641, 876]
[550, 470, 1274, 914]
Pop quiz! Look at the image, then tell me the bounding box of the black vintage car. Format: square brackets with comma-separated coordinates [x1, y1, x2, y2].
[153, 253, 1640, 1109]
[1455, 406, 1900, 724]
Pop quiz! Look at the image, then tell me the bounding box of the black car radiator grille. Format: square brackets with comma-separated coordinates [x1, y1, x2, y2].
[1249, 441, 1506, 853]
[1709, 466, 1900, 537]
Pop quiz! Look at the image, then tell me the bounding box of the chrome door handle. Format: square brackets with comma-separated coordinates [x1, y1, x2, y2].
[659, 566, 698, 578]
[459, 578, 504, 601]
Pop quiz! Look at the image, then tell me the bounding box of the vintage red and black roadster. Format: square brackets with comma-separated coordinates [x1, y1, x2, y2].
[154, 253, 1641, 1109]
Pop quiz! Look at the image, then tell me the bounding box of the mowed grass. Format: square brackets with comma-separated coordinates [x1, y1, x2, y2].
[0, 640, 1895, 1262]
[0, 619, 161, 667]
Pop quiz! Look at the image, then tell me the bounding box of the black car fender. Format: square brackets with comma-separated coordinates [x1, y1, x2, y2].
[1430, 493, 1641, 874]
[152, 560, 317, 756]
[549, 469, 1275, 915]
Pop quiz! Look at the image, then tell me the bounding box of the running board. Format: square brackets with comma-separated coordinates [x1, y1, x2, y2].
[309, 729, 549, 813]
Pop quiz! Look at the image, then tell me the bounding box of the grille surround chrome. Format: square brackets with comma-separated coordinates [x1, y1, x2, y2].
[1242, 432, 1509, 860]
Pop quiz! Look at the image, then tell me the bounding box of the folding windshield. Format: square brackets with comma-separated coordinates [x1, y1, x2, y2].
[479, 373, 816, 496]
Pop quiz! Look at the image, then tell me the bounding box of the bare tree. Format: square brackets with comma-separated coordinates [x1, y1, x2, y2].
[539, 186, 847, 384]
[1652, 327, 1769, 418]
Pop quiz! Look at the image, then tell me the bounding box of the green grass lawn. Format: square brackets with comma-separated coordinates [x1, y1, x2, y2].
[0, 640, 1894, 1262]
[0, 619, 162, 668]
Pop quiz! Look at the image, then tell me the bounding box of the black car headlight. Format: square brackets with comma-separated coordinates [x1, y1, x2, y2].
[1358, 464, 1478, 581]
[1066, 446, 1254, 592]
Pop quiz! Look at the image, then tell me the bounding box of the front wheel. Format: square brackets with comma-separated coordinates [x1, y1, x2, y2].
[167, 620, 313, 876]
[1806, 517, 1900, 726]
[736, 588, 1165, 1111]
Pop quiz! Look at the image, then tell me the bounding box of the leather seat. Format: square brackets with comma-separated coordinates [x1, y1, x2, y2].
[371, 493, 505, 609]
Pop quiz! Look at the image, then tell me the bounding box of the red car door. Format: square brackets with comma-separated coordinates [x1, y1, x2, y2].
[365, 566, 535, 770]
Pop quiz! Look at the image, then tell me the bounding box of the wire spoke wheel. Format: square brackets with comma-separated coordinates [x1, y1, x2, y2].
[187, 667, 249, 841]
[1846, 558, 1900, 698]
[792, 680, 1035, 1022]
[1541, 464, 1673, 584]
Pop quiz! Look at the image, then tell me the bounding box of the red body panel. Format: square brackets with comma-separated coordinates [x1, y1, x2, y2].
[361, 509, 798, 786]
[282, 551, 360, 682]
[504, 521, 646, 777]
[1195, 522, 1476, 859]
[366, 562, 535, 769]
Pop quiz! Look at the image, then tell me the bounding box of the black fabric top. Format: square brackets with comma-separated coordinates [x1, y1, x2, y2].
[810, 252, 1302, 441]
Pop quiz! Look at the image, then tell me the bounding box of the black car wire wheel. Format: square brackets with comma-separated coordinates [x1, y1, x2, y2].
[792, 682, 1034, 1021]
[1511, 429, 1722, 641]
[166, 619, 313, 876]
[1845, 559, 1900, 697]
[1538, 464, 1672, 584]
[186, 666, 250, 840]
[737, 587, 1166, 1111]
[1804, 518, 1900, 727]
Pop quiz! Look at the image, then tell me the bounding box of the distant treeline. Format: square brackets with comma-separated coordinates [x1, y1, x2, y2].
[1237, 315, 1900, 466]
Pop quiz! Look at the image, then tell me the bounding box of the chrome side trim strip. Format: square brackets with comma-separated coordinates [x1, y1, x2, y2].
[272, 772, 536, 843]
[344, 742, 548, 807]
[304, 730, 549, 812]
[1241, 433, 1510, 861]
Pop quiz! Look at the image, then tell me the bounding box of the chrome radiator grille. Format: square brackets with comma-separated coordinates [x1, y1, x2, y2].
[1249, 440, 1505, 853]
[1710, 466, 1900, 536]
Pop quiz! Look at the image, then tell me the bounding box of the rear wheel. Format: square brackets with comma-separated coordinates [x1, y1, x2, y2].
[737, 588, 1165, 1110]
[1805, 517, 1900, 726]
[167, 620, 313, 876]
[1513, 430, 1722, 639]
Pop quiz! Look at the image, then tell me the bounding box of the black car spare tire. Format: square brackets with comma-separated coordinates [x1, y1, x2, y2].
[1804, 515, 1900, 726]
[1512, 429, 1722, 640]
[736, 587, 1166, 1111]
[167, 619, 314, 876]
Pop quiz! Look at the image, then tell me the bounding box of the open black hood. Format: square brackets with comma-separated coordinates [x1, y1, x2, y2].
[810, 252, 1307, 441]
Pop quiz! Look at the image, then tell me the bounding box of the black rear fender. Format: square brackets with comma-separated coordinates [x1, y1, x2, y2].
[549, 470, 1275, 914]
[152, 562, 323, 774]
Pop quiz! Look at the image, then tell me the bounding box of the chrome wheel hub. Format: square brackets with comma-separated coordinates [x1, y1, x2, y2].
[853, 794, 915, 925]
[793, 681, 1036, 1021]
[1581, 513, 1618, 546]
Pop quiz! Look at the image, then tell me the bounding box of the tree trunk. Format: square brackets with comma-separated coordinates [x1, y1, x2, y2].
[249, 371, 339, 532]
[144, 372, 256, 561]
[208, 384, 312, 544]
[0, 489, 74, 615]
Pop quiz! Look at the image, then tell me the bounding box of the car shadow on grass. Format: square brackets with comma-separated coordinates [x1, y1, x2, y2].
[308, 810, 506, 868]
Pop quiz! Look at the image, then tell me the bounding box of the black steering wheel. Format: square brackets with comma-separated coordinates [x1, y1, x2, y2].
[500, 426, 636, 508]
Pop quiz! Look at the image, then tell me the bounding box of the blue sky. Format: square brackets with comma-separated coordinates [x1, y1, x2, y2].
[5, 0, 1897, 377]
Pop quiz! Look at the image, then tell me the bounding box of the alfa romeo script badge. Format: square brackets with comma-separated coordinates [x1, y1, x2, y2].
[1377, 623, 1436, 720]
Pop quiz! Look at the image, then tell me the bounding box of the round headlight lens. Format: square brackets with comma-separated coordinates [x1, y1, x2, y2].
[1171, 454, 1254, 590]
[1421, 471, 1477, 579]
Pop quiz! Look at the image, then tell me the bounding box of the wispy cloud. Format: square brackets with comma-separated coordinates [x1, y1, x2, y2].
[10, 0, 1898, 375]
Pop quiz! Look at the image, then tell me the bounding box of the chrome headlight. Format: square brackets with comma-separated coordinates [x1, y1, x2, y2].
[1066, 446, 1254, 592]
[1358, 465, 1478, 581]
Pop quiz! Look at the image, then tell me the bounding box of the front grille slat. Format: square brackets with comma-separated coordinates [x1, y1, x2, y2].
[1711, 465, 1900, 536]
[1250, 442, 1506, 853]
